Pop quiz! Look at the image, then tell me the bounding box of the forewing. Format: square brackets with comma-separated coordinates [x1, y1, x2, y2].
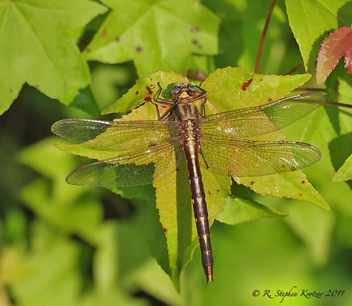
[52, 118, 180, 151]
[201, 92, 325, 137]
[200, 134, 321, 177]
[67, 139, 182, 187]
[51, 119, 113, 143]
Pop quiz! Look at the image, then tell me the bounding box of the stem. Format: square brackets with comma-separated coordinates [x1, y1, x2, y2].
[293, 87, 326, 92]
[285, 62, 303, 75]
[324, 101, 352, 109]
[255, 0, 277, 73]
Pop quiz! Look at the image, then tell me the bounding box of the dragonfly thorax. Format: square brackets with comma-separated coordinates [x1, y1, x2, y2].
[176, 103, 201, 121]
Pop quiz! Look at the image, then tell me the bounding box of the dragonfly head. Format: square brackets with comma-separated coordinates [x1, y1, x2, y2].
[169, 83, 200, 101]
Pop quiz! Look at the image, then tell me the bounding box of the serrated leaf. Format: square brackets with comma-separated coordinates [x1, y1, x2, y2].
[102, 70, 188, 115]
[84, 0, 219, 77]
[202, 67, 329, 210]
[332, 154, 352, 182]
[285, 0, 352, 71]
[316, 26, 352, 84]
[0, 0, 107, 115]
[154, 152, 229, 289]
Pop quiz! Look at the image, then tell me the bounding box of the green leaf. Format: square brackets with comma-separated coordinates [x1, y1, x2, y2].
[317, 62, 352, 183]
[91, 64, 136, 111]
[18, 178, 103, 243]
[203, 67, 329, 210]
[11, 222, 82, 306]
[70, 86, 101, 117]
[296, 86, 352, 213]
[332, 154, 352, 182]
[131, 259, 182, 305]
[285, 0, 352, 71]
[216, 183, 287, 225]
[84, 0, 219, 77]
[0, 0, 107, 115]
[0, 248, 35, 285]
[18, 137, 103, 243]
[102, 70, 188, 115]
[153, 154, 229, 289]
[284, 204, 335, 266]
[109, 185, 173, 286]
[19, 137, 76, 180]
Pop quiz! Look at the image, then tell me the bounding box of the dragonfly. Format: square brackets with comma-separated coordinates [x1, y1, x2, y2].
[52, 83, 325, 283]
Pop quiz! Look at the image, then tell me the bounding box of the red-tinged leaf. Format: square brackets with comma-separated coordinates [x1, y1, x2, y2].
[316, 26, 352, 84]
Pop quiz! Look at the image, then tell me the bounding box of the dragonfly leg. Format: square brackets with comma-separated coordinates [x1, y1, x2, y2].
[192, 84, 208, 117]
[154, 82, 176, 121]
[201, 98, 208, 118]
[159, 106, 176, 121]
[149, 100, 161, 119]
[156, 82, 175, 104]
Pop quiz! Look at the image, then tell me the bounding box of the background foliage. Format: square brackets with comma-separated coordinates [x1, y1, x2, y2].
[1, 0, 352, 305]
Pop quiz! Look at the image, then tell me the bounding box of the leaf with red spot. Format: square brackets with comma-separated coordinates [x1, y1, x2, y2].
[316, 26, 352, 84]
[0, 0, 107, 115]
[84, 0, 219, 77]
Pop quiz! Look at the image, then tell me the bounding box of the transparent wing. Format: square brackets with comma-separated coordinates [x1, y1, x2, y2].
[52, 118, 180, 151]
[66, 139, 182, 187]
[201, 92, 325, 137]
[200, 134, 321, 177]
[51, 119, 113, 143]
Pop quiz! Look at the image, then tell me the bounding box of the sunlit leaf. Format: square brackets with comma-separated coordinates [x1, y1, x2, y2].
[0, 0, 107, 115]
[84, 0, 219, 77]
[202, 67, 329, 210]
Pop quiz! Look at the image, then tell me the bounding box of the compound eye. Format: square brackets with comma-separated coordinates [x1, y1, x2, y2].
[188, 85, 199, 93]
[169, 87, 181, 98]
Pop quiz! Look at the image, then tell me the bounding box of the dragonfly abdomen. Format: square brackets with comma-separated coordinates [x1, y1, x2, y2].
[184, 139, 214, 283]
